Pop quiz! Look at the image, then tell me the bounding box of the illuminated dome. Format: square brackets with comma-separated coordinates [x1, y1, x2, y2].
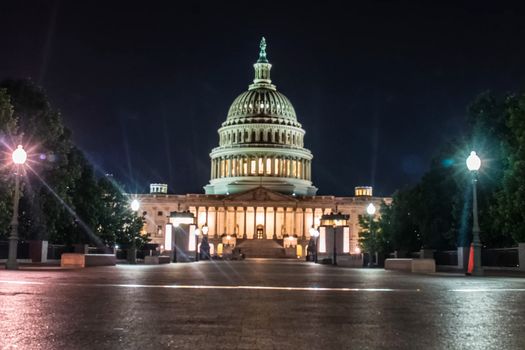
[224, 88, 299, 126]
[204, 38, 317, 196]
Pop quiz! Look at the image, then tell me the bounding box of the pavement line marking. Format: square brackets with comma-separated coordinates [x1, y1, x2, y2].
[0, 280, 44, 285]
[0, 280, 418, 292]
[450, 288, 525, 292]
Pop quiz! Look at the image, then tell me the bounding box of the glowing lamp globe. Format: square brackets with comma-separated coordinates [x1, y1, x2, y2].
[130, 199, 140, 212]
[309, 226, 319, 237]
[194, 228, 201, 236]
[466, 151, 481, 171]
[12, 145, 27, 165]
[202, 225, 209, 235]
[366, 203, 376, 216]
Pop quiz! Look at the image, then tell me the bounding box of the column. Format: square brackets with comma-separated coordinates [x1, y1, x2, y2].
[205, 207, 209, 225]
[283, 207, 287, 235]
[214, 207, 219, 237]
[292, 208, 297, 234]
[253, 206, 257, 238]
[302, 208, 306, 239]
[243, 207, 247, 238]
[196, 206, 200, 228]
[263, 207, 267, 238]
[223, 207, 227, 234]
[273, 207, 277, 239]
[233, 207, 237, 236]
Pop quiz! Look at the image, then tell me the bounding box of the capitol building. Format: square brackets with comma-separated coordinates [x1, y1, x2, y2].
[137, 38, 388, 257]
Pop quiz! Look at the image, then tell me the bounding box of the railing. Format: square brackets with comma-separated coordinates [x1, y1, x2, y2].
[434, 250, 458, 266]
[482, 248, 519, 268]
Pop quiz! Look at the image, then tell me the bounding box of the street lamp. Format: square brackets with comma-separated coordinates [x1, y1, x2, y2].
[200, 224, 210, 260]
[194, 228, 201, 262]
[309, 225, 319, 263]
[466, 151, 483, 276]
[6, 145, 27, 270]
[366, 203, 376, 267]
[128, 198, 140, 264]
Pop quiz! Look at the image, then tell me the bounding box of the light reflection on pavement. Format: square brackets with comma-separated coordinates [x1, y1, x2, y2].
[1, 260, 525, 349]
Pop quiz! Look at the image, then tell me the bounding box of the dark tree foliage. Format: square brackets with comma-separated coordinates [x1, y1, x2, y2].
[0, 79, 148, 248]
[378, 193, 421, 254]
[376, 91, 525, 253]
[491, 94, 525, 244]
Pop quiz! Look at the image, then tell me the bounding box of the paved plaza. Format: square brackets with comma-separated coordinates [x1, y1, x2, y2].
[1, 260, 525, 349]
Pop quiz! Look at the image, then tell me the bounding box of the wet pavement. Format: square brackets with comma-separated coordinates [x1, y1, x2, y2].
[1, 259, 525, 349]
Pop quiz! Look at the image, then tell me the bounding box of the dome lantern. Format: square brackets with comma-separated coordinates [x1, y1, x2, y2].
[250, 37, 274, 90]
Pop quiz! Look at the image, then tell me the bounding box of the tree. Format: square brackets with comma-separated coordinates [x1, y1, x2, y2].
[0, 88, 15, 238]
[0, 79, 75, 242]
[96, 177, 148, 248]
[491, 94, 525, 243]
[358, 212, 390, 258]
[378, 192, 421, 254]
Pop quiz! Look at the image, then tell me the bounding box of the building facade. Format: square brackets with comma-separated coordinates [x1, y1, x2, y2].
[136, 39, 389, 256]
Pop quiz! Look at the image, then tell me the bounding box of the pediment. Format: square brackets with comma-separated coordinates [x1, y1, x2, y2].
[225, 187, 296, 202]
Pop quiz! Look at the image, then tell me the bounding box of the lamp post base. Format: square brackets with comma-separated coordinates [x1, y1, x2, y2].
[471, 268, 484, 276]
[5, 260, 19, 270]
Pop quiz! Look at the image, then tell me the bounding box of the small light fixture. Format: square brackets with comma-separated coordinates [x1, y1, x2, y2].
[12, 145, 27, 165]
[131, 199, 140, 212]
[366, 203, 376, 216]
[466, 151, 481, 171]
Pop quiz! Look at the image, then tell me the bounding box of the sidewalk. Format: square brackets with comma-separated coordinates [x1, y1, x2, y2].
[437, 265, 525, 278]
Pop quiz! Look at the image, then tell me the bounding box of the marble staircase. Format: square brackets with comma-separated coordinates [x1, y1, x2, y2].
[236, 239, 286, 258]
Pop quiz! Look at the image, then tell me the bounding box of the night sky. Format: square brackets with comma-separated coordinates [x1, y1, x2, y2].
[1, 1, 525, 196]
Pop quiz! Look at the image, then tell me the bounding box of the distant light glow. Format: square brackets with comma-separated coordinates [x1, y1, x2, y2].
[366, 203, 376, 215]
[355, 247, 361, 254]
[130, 199, 140, 211]
[466, 151, 481, 171]
[12, 145, 27, 165]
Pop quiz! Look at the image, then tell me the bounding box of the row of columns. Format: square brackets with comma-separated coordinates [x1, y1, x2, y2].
[192, 206, 330, 239]
[211, 156, 311, 181]
[219, 129, 304, 148]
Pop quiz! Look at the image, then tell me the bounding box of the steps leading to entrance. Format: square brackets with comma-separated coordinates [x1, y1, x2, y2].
[236, 239, 286, 258]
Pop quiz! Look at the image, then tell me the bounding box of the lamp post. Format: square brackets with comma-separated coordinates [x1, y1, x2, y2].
[200, 224, 210, 259]
[128, 198, 140, 264]
[194, 228, 201, 262]
[466, 151, 483, 276]
[309, 225, 319, 263]
[6, 145, 27, 270]
[366, 203, 376, 267]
